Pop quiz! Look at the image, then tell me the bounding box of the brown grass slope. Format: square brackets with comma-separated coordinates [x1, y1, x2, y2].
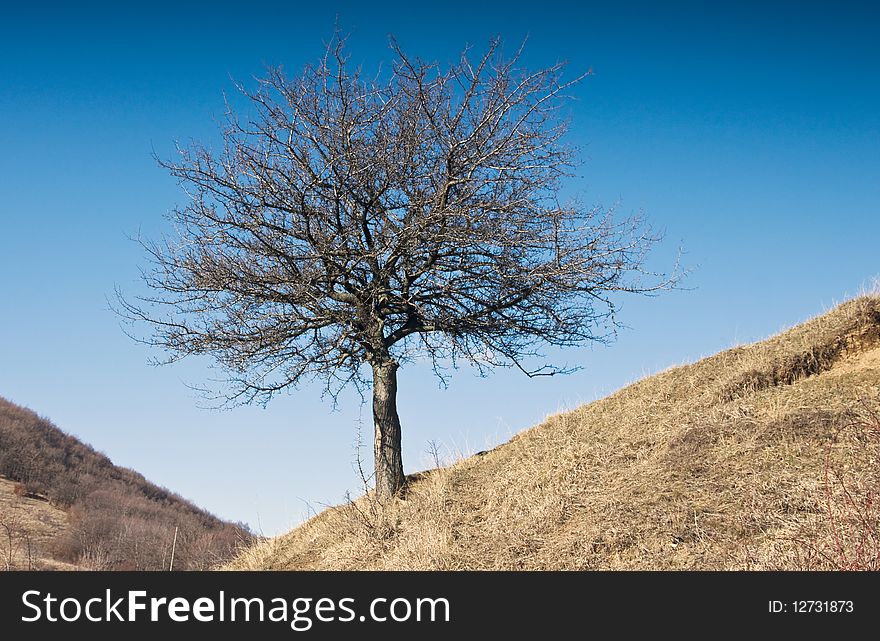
[230, 296, 880, 570]
[0, 478, 75, 570]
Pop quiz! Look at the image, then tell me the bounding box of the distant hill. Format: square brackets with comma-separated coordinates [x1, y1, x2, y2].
[0, 398, 251, 570]
[230, 295, 880, 570]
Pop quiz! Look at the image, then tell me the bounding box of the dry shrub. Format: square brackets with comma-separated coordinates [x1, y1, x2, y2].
[793, 398, 880, 569]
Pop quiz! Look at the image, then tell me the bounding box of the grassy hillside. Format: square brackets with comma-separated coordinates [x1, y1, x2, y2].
[0, 478, 73, 570]
[0, 398, 251, 570]
[230, 295, 880, 570]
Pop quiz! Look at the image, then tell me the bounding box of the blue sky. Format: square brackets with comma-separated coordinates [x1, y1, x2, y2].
[1, 1, 877, 535]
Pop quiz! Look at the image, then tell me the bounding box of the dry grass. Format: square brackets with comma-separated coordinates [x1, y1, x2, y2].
[0, 478, 74, 570]
[228, 296, 880, 570]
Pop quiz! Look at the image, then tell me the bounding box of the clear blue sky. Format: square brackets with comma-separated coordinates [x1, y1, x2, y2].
[1, 1, 877, 535]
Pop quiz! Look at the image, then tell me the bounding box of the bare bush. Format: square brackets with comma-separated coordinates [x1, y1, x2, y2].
[0, 510, 34, 571]
[802, 397, 880, 569]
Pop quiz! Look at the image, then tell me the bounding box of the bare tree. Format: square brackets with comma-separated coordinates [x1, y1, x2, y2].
[118, 34, 675, 498]
[0, 509, 34, 571]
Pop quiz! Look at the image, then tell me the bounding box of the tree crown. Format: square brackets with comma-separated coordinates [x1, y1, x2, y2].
[118, 34, 674, 405]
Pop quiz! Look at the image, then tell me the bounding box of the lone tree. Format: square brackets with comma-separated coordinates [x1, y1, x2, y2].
[119, 35, 673, 499]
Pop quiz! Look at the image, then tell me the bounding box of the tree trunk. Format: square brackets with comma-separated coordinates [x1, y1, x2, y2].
[372, 360, 405, 499]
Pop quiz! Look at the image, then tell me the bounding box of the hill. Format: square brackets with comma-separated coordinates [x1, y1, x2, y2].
[229, 295, 880, 570]
[0, 398, 250, 570]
